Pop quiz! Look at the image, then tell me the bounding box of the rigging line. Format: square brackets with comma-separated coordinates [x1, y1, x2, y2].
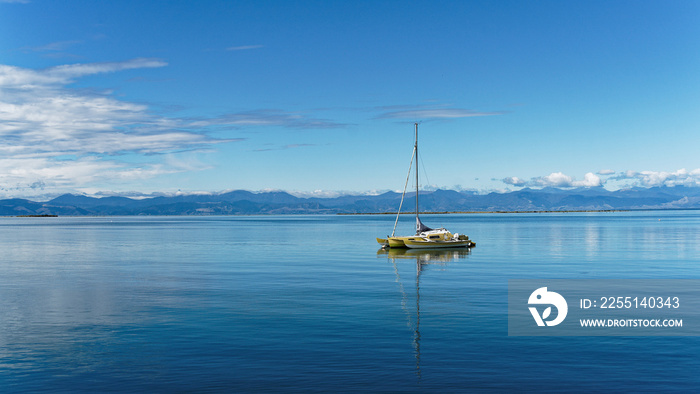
[392, 146, 416, 237]
[419, 152, 431, 190]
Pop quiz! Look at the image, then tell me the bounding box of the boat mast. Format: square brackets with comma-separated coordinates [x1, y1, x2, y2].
[415, 122, 419, 233]
[391, 146, 415, 237]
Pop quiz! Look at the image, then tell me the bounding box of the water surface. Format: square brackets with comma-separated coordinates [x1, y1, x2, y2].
[1, 211, 699, 391]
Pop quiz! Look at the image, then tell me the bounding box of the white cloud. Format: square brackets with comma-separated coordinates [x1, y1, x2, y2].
[577, 172, 603, 187]
[26, 40, 83, 52]
[503, 172, 603, 188]
[194, 109, 347, 129]
[611, 168, 700, 187]
[502, 176, 527, 187]
[0, 59, 231, 198]
[382, 108, 502, 119]
[532, 172, 574, 187]
[376, 105, 506, 120]
[226, 45, 263, 51]
[0, 156, 146, 190]
[47, 58, 167, 81]
[0, 58, 166, 89]
[503, 168, 700, 190]
[0, 59, 350, 198]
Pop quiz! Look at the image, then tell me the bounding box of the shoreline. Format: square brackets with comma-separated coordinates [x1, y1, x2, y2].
[338, 209, 630, 215]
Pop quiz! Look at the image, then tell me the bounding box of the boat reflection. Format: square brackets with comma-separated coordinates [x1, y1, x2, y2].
[377, 248, 470, 379]
[377, 247, 471, 264]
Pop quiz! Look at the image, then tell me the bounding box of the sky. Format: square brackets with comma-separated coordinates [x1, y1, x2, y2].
[1, 0, 699, 200]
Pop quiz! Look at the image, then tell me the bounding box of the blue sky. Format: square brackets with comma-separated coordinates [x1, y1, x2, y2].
[1, 0, 699, 199]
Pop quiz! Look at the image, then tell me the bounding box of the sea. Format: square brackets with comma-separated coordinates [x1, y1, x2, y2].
[1, 210, 700, 392]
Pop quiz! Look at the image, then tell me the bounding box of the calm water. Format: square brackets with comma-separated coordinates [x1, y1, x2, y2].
[1, 211, 700, 392]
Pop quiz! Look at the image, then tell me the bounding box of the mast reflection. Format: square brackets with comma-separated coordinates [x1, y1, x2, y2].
[377, 248, 471, 378]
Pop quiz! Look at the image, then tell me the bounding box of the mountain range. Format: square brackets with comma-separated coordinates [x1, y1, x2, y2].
[3, 186, 700, 216]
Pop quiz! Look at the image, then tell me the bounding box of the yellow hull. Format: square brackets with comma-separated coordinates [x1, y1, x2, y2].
[381, 233, 475, 249]
[387, 236, 421, 248]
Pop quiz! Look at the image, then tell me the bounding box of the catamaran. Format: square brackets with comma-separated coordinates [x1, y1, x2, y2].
[376, 123, 475, 249]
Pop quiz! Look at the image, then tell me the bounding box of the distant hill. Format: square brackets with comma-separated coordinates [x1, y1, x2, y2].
[2, 186, 700, 216]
